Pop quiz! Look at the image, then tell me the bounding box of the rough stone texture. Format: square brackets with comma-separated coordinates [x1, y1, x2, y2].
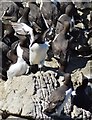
[71, 105, 92, 120]
[0, 1, 92, 120]
[0, 57, 92, 120]
[0, 70, 65, 119]
[70, 60, 91, 89]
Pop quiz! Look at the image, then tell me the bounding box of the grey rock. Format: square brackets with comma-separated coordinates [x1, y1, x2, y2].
[71, 105, 92, 119]
[0, 70, 64, 119]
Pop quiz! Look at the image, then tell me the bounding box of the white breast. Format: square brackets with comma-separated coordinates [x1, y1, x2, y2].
[17, 44, 23, 58]
[7, 57, 29, 80]
[29, 42, 49, 68]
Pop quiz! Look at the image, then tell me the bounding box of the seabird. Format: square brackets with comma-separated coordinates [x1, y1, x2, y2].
[52, 21, 70, 72]
[5, 56, 29, 89]
[44, 73, 73, 117]
[40, 0, 58, 27]
[18, 7, 30, 26]
[28, 2, 47, 32]
[29, 42, 49, 70]
[0, 43, 10, 80]
[16, 31, 30, 48]
[7, 44, 29, 80]
[29, 31, 49, 71]
[55, 4, 75, 34]
[3, 23, 15, 37]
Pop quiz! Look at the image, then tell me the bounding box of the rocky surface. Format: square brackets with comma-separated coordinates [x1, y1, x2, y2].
[0, 0, 92, 120]
[0, 58, 92, 120]
[71, 105, 92, 120]
[0, 70, 67, 120]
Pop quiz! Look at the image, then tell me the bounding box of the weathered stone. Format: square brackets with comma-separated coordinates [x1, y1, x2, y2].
[71, 105, 92, 119]
[67, 59, 91, 89]
[0, 58, 92, 119]
[0, 70, 65, 119]
[71, 105, 83, 119]
[0, 80, 5, 100]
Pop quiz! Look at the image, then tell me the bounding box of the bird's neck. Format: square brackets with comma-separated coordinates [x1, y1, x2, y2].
[64, 81, 71, 89]
[22, 7, 30, 18]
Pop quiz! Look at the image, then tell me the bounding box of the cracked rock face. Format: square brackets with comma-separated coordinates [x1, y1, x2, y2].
[1, 69, 91, 120]
[0, 70, 65, 119]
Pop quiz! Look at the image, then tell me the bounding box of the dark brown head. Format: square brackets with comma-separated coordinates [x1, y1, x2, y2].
[32, 30, 48, 45]
[4, 2, 19, 22]
[7, 49, 18, 64]
[65, 4, 74, 17]
[63, 73, 72, 87]
[16, 33, 30, 48]
[4, 23, 15, 37]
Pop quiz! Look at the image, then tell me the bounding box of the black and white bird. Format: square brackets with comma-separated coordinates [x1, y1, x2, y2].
[29, 31, 49, 71]
[29, 42, 49, 70]
[7, 44, 29, 80]
[11, 21, 48, 72]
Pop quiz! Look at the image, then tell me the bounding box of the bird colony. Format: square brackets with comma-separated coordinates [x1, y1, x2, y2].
[0, 0, 92, 120]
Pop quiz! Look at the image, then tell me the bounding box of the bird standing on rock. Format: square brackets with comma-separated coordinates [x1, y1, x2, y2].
[29, 42, 49, 69]
[44, 73, 73, 117]
[52, 21, 70, 72]
[29, 32, 49, 72]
